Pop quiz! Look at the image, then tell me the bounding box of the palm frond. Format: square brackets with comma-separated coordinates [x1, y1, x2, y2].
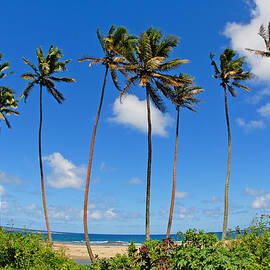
[21, 72, 36, 80]
[22, 57, 38, 73]
[20, 80, 38, 102]
[49, 76, 76, 83]
[159, 58, 189, 71]
[147, 83, 166, 112]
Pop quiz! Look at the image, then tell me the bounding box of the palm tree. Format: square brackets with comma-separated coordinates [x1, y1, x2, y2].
[166, 73, 204, 239]
[0, 53, 18, 128]
[246, 22, 270, 57]
[0, 87, 19, 128]
[210, 48, 252, 241]
[20, 45, 75, 243]
[120, 27, 190, 240]
[78, 25, 137, 263]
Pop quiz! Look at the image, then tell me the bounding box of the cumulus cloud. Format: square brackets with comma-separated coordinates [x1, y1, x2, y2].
[0, 185, 5, 196]
[109, 94, 173, 137]
[87, 208, 118, 220]
[247, 88, 270, 104]
[176, 206, 197, 219]
[175, 191, 188, 199]
[236, 117, 265, 132]
[43, 152, 86, 189]
[257, 102, 270, 118]
[0, 171, 22, 185]
[128, 177, 142, 185]
[224, 0, 270, 81]
[245, 187, 266, 196]
[251, 193, 270, 209]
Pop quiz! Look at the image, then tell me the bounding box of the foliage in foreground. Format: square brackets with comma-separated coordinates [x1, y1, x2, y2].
[1, 215, 270, 269]
[0, 228, 85, 270]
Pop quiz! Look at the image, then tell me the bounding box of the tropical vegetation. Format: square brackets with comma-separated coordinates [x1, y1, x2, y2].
[20, 46, 75, 243]
[78, 25, 137, 263]
[119, 27, 191, 241]
[0, 53, 18, 128]
[166, 73, 204, 238]
[2, 19, 267, 266]
[210, 48, 252, 241]
[1, 215, 270, 269]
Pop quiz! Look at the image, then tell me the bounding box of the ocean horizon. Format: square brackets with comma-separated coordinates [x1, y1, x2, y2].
[3, 226, 223, 246]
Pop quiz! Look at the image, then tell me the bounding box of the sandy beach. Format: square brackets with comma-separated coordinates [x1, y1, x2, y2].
[53, 242, 131, 260]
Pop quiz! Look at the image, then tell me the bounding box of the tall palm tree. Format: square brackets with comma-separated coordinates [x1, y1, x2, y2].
[78, 25, 137, 263]
[20, 45, 75, 243]
[166, 73, 204, 238]
[0, 53, 18, 128]
[246, 22, 270, 57]
[0, 87, 19, 129]
[120, 27, 191, 240]
[210, 48, 252, 241]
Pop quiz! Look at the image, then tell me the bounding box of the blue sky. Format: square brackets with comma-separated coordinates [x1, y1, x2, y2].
[1, 0, 270, 234]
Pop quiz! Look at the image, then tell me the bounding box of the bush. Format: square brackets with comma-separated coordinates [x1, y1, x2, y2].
[0, 228, 86, 270]
[1, 215, 270, 269]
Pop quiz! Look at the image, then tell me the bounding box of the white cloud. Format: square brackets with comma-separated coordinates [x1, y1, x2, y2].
[247, 88, 270, 104]
[176, 206, 197, 219]
[0, 171, 22, 185]
[245, 187, 266, 196]
[175, 191, 188, 199]
[104, 208, 117, 220]
[0, 185, 5, 196]
[109, 94, 173, 137]
[236, 117, 265, 132]
[43, 152, 86, 189]
[251, 193, 270, 209]
[257, 102, 270, 118]
[128, 177, 142, 185]
[224, 0, 270, 81]
[25, 204, 42, 216]
[48, 206, 71, 221]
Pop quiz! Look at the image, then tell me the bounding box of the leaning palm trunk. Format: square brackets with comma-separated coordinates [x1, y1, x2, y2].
[84, 66, 109, 263]
[221, 87, 232, 241]
[145, 84, 152, 241]
[166, 107, 180, 238]
[39, 85, 52, 243]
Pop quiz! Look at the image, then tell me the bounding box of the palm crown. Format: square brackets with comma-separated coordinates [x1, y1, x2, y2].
[246, 22, 270, 57]
[0, 53, 13, 79]
[79, 25, 137, 91]
[0, 87, 19, 128]
[120, 27, 191, 111]
[172, 73, 204, 112]
[210, 48, 252, 97]
[21, 45, 75, 102]
[0, 53, 18, 128]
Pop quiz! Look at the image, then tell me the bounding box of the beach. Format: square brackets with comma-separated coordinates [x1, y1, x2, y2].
[53, 242, 131, 261]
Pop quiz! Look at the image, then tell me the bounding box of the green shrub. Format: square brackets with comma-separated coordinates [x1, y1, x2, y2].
[0, 228, 86, 270]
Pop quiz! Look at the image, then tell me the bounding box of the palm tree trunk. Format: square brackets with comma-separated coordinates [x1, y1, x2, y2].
[221, 87, 231, 241]
[84, 66, 109, 263]
[145, 83, 152, 241]
[166, 106, 180, 238]
[39, 85, 52, 243]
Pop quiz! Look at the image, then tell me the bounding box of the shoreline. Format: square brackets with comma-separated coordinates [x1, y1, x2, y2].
[53, 242, 139, 260]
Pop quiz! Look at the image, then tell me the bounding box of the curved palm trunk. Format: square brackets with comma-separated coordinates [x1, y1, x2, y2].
[39, 85, 52, 243]
[221, 87, 232, 241]
[145, 84, 152, 241]
[166, 107, 180, 238]
[84, 66, 109, 263]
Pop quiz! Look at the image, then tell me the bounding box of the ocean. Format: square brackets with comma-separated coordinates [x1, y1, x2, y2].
[4, 227, 223, 246]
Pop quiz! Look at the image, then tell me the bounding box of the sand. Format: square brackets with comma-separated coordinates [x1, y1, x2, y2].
[53, 242, 131, 260]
